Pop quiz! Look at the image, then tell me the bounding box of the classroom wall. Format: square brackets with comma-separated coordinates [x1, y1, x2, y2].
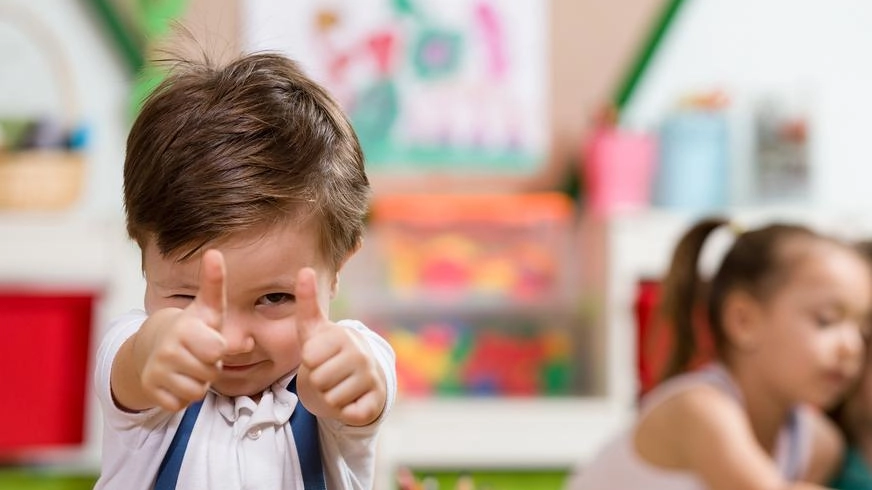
[622, 0, 872, 210]
[0, 0, 129, 221]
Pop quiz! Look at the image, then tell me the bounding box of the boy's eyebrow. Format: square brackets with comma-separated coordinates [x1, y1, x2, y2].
[255, 280, 298, 291]
[152, 279, 199, 291]
[244, 277, 298, 293]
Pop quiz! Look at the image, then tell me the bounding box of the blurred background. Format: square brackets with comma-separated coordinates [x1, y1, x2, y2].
[4, 0, 872, 489]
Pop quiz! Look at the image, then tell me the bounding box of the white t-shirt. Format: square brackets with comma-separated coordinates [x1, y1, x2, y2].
[565, 363, 812, 490]
[93, 310, 397, 490]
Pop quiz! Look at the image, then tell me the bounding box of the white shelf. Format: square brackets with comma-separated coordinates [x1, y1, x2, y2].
[374, 397, 632, 487]
[0, 216, 114, 287]
[0, 216, 144, 476]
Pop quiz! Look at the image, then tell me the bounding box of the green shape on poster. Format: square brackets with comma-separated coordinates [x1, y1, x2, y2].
[352, 79, 399, 146]
[392, 0, 417, 16]
[412, 28, 462, 79]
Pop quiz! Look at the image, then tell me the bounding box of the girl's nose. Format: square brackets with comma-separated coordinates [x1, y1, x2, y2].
[840, 324, 865, 361]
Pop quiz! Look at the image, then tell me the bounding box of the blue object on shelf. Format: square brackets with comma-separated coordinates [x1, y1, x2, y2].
[654, 109, 729, 211]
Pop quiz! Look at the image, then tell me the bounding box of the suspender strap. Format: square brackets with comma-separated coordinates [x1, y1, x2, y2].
[289, 376, 327, 490]
[153, 377, 326, 489]
[154, 400, 203, 490]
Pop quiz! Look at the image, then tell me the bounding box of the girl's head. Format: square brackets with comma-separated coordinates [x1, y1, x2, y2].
[660, 218, 871, 408]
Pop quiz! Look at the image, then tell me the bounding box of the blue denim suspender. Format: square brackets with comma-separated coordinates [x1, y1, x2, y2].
[154, 376, 326, 489]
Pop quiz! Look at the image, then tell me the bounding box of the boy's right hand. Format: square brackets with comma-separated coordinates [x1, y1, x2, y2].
[123, 250, 228, 412]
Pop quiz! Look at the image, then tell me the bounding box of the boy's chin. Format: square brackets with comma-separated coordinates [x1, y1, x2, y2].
[211, 380, 272, 400]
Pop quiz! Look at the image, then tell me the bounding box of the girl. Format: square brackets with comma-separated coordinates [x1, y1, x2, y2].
[567, 217, 872, 490]
[827, 241, 872, 489]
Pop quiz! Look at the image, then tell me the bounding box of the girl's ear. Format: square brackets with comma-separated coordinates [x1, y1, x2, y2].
[329, 238, 364, 299]
[721, 290, 764, 353]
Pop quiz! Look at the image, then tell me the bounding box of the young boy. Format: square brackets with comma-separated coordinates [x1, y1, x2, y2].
[93, 52, 396, 489]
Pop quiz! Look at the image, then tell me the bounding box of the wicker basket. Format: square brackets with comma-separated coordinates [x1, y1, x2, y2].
[0, 151, 85, 210]
[0, 4, 85, 211]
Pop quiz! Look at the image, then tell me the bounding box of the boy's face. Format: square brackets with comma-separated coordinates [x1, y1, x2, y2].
[142, 219, 337, 398]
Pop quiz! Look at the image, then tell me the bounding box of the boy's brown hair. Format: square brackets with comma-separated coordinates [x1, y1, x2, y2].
[123, 52, 370, 270]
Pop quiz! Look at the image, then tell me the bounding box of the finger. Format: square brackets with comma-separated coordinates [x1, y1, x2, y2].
[193, 249, 226, 330]
[168, 344, 224, 383]
[181, 325, 227, 366]
[322, 372, 370, 408]
[161, 372, 211, 404]
[339, 391, 385, 427]
[152, 387, 186, 413]
[296, 267, 326, 343]
[301, 332, 345, 370]
[305, 353, 354, 391]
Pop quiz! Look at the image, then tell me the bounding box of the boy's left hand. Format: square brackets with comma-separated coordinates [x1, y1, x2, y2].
[294, 267, 388, 427]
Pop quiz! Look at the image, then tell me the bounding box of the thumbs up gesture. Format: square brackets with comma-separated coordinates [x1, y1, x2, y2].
[120, 250, 229, 412]
[294, 267, 388, 427]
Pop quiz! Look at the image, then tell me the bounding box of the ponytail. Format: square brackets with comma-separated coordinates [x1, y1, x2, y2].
[658, 217, 728, 381]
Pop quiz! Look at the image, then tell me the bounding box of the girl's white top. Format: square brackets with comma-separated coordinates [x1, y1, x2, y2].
[566, 363, 812, 490]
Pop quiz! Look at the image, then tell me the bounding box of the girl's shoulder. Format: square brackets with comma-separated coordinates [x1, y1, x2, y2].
[637, 363, 742, 417]
[634, 365, 750, 472]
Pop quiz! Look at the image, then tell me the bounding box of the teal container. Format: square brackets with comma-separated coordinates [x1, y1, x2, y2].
[654, 110, 729, 211]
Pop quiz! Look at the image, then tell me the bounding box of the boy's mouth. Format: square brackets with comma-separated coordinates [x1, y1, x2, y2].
[222, 362, 260, 372]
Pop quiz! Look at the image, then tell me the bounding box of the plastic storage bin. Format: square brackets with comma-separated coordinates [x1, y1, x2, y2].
[0, 291, 95, 455]
[374, 316, 576, 397]
[367, 193, 575, 306]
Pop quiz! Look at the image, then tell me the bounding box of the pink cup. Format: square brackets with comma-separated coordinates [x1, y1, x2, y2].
[582, 128, 657, 217]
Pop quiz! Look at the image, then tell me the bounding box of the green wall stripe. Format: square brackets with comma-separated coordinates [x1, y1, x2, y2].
[83, 0, 144, 74]
[612, 0, 688, 112]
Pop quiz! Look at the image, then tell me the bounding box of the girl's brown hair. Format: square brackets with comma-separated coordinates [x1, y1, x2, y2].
[659, 217, 830, 381]
[123, 51, 370, 270]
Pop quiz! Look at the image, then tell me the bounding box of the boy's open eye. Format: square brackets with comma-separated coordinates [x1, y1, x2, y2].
[258, 293, 294, 306]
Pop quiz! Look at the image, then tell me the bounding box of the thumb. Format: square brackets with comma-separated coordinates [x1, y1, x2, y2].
[193, 249, 226, 330]
[296, 267, 325, 344]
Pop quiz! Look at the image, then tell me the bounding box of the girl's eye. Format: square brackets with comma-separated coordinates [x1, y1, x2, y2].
[259, 293, 293, 306]
[170, 295, 195, 302]
[814, 312, 839, 328]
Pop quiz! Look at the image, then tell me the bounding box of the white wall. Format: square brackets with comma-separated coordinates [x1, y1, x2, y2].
[0, 0, 137, 470]
[0, 0, 130, 221]
[622, 0, 872, 211]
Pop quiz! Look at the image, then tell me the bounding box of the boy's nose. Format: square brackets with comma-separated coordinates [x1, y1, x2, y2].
[221, 312, 255, 355]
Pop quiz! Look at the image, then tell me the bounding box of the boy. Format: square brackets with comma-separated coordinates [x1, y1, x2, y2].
[93, 52, 396, 489]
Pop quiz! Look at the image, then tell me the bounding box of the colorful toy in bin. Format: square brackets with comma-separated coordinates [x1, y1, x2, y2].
[371, 193, 573, 303]
[382, 319, 573, 397]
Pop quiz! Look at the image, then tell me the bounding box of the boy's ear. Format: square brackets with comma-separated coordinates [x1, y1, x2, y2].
[329, 238, 364, 298]
[722, 290, 763, 353]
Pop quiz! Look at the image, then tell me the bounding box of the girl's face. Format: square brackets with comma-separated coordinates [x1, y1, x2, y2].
[142, 219, 338, 398]
[843, 342, 872, 433]
[749, 243, 871, 409]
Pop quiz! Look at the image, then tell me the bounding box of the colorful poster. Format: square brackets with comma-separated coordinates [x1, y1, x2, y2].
[244, 0, 548, 174]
